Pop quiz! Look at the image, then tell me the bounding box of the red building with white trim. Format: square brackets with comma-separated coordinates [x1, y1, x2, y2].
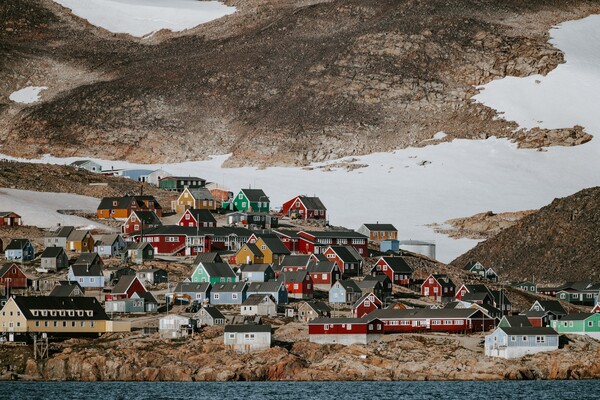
[281, 195, 327, 221]
[0, 263, 28, 289]
[371, 257, 413, 285]
[351, 292, 382, 318]
[308, 317, 384, 345]
[369, 308, 495, 334]
[421, 274, 456, 302]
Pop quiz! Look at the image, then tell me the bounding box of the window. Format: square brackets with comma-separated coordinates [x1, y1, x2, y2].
[134, 225, 140, 231]
[588, 321, 593, 327]
[91, 321, 95, 328]
[185, 214, 190, 220]
[322, 273, 327, 280]
[35, 321, 40, 327]
[511, 336, 516, 342]
[228, 333, 235, 339]
[324, 324, 329, 330]
[53, 321, 58, 327]
[365, 301, 371, 307]
[294, 284, 299, 290]
[232, 294, 238, 300]
[214, 294, 220, 300]
[522, 336, 527, 341]
[346, 324, 352, 330]
[239, 194, 243, 199]
[368, 324, 373, 330]
[569, 322, 574, 327]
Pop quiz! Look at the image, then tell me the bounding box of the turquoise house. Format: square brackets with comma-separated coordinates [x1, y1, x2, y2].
[191, 262, 237, 285]
[232, 189, 270, 213]
[551, 312, 600, 340]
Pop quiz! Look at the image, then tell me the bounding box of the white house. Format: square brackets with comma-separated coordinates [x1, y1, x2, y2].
[224, 324, 271, 352]
[484, 326, 559, 359]
[159, 314, 193, 339]
[240, 294, 277, 317]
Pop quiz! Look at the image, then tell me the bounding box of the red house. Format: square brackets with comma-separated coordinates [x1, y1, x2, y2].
[177, 209, 217, 228]
[0, 263, 28, 289]
[454, 284, 492, 302]
[369, 308, 495, 333]
[0, 212, 22, 227]
[279, 254, 314, 273]
[308, 317, 384, 345]
[593, 303, 600, 313]
[123, 210, 162, 235]
[371, 256, 413, 285]
[281, 195, 327, 221]
[298, 231, 368, 256]
[307, 261, 341, 290]
[322, 246, 363, 277]
[421, 274, 456, 302]
[278, 270, 313, 299]
[105, 275, 147, 301]
[352, 292, 382, 318]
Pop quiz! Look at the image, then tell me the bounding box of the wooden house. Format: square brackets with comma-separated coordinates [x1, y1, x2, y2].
[67, 264, 104, 289]
[177, 209, 217, 228]
[168, 282, 211, 304]
[247, 281, 288, 305]
[498, 315, 532, 328]
[232, 189, 270, 213]
[70, 160, 101, 173]
[551, 312, 600, 340]
[254, 237, 290, 264]
[369, 308, 495, 334]
[122, 210, 162, 235]
[227, 212, 278, 229]
[363, 275, 393, 300]
[224, 324, 271, 353]
[240, 264, 275, 282]
[195, 306, 226, 326]
[4, 239, 34, 261]
[126, 242, 154, 264]
[519, 311, 553, 327]
[172, 187, 216, 213]
[94, 234, 127, 257]
[97, 196, 162, 219]
[485, 326, 559, 359]
[66, 230, 95, 253]
[44, 226, 74, 249]
[463, 261, 498, 281]
[279, 255, 313, 272]
[329, 279, 362, 304]
[0, 212, 22, 227]
[355, 280, 384, 302]
[371, 256, 413, 285]
[297, 231, 368, 258]
[357, 224, 398, 243]
[530, 300, 567, 319]
[159, 314, 194, 339]
[159, 176, 206, 192]
[48, 281, 84, 297]
[351, 292, 382, 318]
[135, 268, 168, 285]
[510, 281, 537, 293]
[281, 195, 327, 220]
[308, 317, 384, 345]
[241, 294, 277, 317]
[421, 274, 455, 302]
[307, 261, 340, 291]
[322, 245, 364, 277]
[235, 243, 265, 265]
[210, 282, 248, 305]
[278, 270, 313, 300]
[105, 275, 147, 301]
[297, 301, 331, 322]
[191, 262, 237, 285]
[40, 247, 69, 271]
[0, 263, 28, 290]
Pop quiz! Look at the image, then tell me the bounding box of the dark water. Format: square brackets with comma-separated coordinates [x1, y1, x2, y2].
[0, 380, 599, 399]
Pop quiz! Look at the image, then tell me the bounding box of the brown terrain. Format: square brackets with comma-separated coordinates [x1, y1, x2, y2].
[452, 187, 600, 282]
[430, 210, 536, 240]
[1, 0, 599, 166]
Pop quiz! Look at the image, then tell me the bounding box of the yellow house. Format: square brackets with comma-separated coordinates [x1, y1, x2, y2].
[0, 296, 129, 341]
[254, 237, 291, 264]
[67, 230, 95, 253]
[235, 243, 265, 265]
[172, 188, 217, 213]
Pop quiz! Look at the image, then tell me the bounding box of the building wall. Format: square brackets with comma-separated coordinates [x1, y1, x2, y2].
[224, 331, 271, 352]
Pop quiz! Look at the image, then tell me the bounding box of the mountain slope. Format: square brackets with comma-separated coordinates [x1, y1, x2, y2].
[452, 187, 600, 282]
[1, 0, 599, 165]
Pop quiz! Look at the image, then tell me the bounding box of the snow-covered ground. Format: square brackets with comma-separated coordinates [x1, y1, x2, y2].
[53, 0, 236, 37]
[0, 189, 111, 231]
[9, 86, 48, 104]
[2, 15, 599, 262]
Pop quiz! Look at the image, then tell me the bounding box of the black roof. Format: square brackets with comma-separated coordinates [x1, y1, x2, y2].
[131, 210, 162, 225]
[301, 301, 331, 314]
[193, 252, 222, 264]
[258, 237, 290, 255]
[501, 315, 532, 327]
[70, 264, 103, 277]
[142, 225, 253, 237]
[295, 196, 326, 211]
[379, 257, 413, 273]
[73, 253, 101, 267]
[240, 189, 269, 202]
[280, 255, 312, 267]
[301, 231, 367, 239]
[198, 263, 237, 278]
[40, 246, 65, 258]
[5, 239, 31, 250]
[335, 279, 362, 292]
[240, 264, 273, 273]
[278, 270, 309, 283]
[201, 306, 225, 320]
[224, 324, 271, 333]
[362, 224, 397, 231]
[499, 327, 558, 336]
[328, 246, 362, 262]
[48, 282, 83, 297]
[247, 281, 285, 293]
[12, 296, 109, 320]
[174, 282, 211, 293]
[186, 209, 217, 223]
[47, 226, 74, 239]
[559, 312, 596, 321]
[532, 300, 567, 315]
[211, 282, 247, 293]
[242, 294, 276, 306]
[307, 261, 337, 273]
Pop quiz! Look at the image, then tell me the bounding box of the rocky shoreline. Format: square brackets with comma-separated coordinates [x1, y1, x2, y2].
[3, 326, 599, 382]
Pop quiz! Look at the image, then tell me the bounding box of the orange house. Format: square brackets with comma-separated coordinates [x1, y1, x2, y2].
[66, 230, 95, 253]
[97, 196, 163, 220]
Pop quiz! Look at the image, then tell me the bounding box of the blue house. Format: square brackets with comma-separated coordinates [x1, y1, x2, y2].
[211, 282, 248, 305]
[247, 281, 288, 305]
[329, 280, 362, 304]
[240, 264, 275, 282]
[484, 326, 559, 359]
[67, 264, 105, 289]
[94, 234, 127, 257]
[5, 239, 35, 261]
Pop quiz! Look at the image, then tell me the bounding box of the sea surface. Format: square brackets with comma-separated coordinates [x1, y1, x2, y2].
[1, 380, 599, 399]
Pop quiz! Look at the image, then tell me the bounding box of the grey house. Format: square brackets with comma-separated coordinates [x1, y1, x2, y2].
[196, 306, 226, 326]
[136, 268, 168, 285]
[240, 264, 275, 282]
[48, 281, 84, 297]
[168, 282, 211, 304]
[211, 282, 248, 305]
[329, 280, 363, 304]
[94, 234, 127, 257]
[70, 160, 102, 173]
[247, 281, 288, 305]
[224, 324, 272, 353]
[44, 226, 74, 249]
[241, 294, 277, 317]
[127, 242, 154, 264]
[40, 246, 69, 271]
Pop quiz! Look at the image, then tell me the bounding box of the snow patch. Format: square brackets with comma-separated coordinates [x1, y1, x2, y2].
[9, 86, 48, 104]
[0, 189, 113, 231]
[53, 0, 236, 37]
[433, 132, 448, 140]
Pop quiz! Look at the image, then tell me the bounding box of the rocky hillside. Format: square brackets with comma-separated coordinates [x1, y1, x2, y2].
[3, 326, 600, 381]
[1, 0, 599, 166]
[452, 187, 600, 282]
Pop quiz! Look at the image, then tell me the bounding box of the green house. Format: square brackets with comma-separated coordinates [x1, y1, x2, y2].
[556, 290, 597, 306]
[511, 281, 537, 293]
[551, 313, 600, 340]
[158, 176, 206, 192]
[191, 262, 237, 285]
[232, 189, 270, 212]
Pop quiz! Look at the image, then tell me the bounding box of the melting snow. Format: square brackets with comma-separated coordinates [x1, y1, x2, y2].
[53, 0, 236, 37]
[9, 86, 48, 104]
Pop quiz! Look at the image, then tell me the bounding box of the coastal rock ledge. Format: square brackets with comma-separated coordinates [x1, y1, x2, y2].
[3, 330, 600, 381]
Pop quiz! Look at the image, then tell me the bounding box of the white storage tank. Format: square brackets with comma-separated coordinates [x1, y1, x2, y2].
[398, 240, 436, 259]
